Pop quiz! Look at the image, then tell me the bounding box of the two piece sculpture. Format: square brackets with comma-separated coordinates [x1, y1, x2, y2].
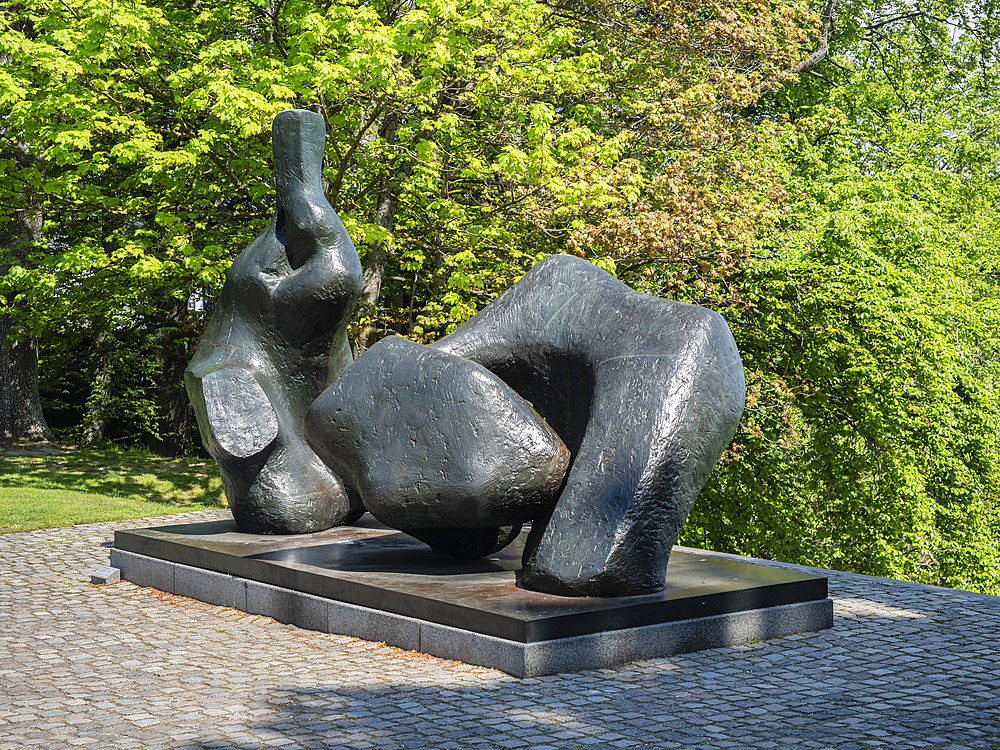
[186, 109, 745, 598]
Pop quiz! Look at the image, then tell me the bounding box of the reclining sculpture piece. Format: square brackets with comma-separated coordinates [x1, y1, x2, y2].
[186, 109, 746, 597]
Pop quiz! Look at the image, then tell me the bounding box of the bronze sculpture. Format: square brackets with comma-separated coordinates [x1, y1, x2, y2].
[187, 109, 745, 597]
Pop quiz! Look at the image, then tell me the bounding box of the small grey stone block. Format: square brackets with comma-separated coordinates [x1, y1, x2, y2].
[246, 581, 328, 632]
[90, 566, 120, 585]
[175, 565, 247, 610]
[327, 599, 422, 651]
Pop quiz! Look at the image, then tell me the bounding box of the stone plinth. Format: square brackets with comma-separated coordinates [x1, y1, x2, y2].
[111, 516, 832, 677]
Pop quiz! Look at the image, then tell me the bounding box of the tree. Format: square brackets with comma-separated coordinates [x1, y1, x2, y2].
[664, 0, 1000, 593]
[0, 11, 51, 443]
[0, 0, 813, 446]
[0, 184, 52, 443]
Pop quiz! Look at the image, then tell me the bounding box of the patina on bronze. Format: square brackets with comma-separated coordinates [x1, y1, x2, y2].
[431, 256, 745, 596]
[186, 109, 746, 597]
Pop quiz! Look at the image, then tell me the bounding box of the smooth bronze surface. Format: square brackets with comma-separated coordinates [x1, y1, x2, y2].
[115, 518, 826, 643]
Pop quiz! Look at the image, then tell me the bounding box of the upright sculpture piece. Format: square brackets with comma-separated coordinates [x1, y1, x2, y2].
[187, 109, 745, 597]
[185, 110, 362, 534]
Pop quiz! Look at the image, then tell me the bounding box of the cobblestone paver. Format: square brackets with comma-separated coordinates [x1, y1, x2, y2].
[2, 511, 999, 749]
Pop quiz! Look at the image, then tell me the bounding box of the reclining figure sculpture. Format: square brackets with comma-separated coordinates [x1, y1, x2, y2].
[186, 109, 745, 597]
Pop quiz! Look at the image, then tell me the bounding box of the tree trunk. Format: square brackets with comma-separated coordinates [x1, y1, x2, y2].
[0, 201, 52, 444]
[0, 16, 52, 444]
[354, 112, 400, 357]
[792, 0, 837, 74]
[0, 316, 51, 444]
[146, 298, 197, 456]
[78, 328, 113, 447]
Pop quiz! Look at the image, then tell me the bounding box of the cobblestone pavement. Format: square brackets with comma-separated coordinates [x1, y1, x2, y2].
[2, 510, 998, 750]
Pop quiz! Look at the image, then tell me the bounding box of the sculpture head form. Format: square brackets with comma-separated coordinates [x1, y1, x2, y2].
[184, 109, 362, 534]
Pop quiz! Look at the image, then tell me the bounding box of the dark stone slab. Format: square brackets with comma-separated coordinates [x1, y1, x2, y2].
[111, 546, 833, 676]
[114, 516, 827, 644]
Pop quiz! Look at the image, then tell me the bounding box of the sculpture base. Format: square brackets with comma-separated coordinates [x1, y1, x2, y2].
[111, 517, 833, 677]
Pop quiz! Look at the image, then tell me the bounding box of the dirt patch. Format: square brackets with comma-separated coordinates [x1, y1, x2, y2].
[2, 441, 78, 457]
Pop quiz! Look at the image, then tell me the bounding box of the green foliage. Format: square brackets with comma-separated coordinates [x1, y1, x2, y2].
[3, 0, 1000, 592]
[38, 323, 163, 444]
[681, 161, 1000, 593]
[0, 0, 813, 340]
[672, 3, 1000, 594]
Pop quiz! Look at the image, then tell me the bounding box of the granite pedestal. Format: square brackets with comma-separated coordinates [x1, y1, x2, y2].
[111, 516, 833, 677]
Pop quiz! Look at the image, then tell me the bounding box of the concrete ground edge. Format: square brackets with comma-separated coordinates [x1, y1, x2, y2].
[109, 548, 834, 678]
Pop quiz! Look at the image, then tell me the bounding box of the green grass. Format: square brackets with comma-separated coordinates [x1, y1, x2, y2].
[0, 448, 227, 533]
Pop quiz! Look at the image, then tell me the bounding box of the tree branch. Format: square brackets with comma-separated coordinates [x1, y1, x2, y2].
[793, 0, 838, 74]
[808, 69, 838, 86]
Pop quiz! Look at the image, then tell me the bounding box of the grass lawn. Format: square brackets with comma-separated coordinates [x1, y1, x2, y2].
[0, 448, 227, 533]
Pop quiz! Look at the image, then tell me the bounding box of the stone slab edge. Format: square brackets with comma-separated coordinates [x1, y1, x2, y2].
[673, 544, 1000, 603]
[110, 548, 833, 678]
